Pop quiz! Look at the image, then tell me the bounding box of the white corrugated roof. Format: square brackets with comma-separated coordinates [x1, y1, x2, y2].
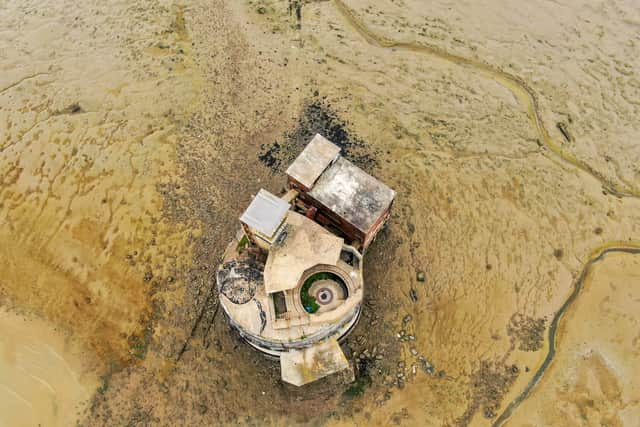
[286, 134, 341, 189]
[239, 189, 290, 238]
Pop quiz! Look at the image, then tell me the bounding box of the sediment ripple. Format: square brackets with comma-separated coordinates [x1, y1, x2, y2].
[331, 1, 640, 423]
[492, 242, 640, 426]
[333, 0, 639, 199]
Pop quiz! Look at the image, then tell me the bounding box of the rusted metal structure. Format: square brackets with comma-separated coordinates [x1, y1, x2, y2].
[286, 134, 395, 250]
[217, 134, 395, 386]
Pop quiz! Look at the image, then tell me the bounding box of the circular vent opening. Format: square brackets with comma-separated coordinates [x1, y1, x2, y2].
[300, 271, 348, 314]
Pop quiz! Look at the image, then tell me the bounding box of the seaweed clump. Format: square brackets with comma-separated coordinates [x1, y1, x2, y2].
[259, 98, 377, 172]
[507, 313, 546, 352]
[300, 279, 320, 314]
[456, 360, 519, 423]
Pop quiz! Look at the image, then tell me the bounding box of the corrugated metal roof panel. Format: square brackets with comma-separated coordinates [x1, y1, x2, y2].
[239, 189, 290, 238]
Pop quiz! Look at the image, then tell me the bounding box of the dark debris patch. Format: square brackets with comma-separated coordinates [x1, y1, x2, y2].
[343, 354, 373, 400]
[456, 360, 519, 426]
[55, 102, 84, 115]
[507, 313, 546, 352]
[259, 98, 377, 173]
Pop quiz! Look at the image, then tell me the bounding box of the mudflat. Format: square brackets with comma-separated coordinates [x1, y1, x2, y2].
[1, 0, 638, 426]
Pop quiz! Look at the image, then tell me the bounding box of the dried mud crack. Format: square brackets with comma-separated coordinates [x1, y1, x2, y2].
[333, 0, 640, 199]
[492, 242, 640, 426]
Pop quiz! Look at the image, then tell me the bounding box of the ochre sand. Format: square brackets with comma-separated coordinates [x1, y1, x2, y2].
[0, 309, 98, 427]
[508, 252, 640, 426]
[1, 0, 638, 425]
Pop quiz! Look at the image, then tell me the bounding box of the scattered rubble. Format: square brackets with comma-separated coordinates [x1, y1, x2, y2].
[507, 314, 546, 352]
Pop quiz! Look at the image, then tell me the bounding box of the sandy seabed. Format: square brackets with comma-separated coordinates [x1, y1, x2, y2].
[1, 0, 639, 426]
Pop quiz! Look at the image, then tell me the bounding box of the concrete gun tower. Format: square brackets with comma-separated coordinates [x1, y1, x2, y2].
[217, 134, 395, 386]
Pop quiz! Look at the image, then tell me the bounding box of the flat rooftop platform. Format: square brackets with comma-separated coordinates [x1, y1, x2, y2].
[264, 211, 343, 294]
[309, 157, 396, 235]
[286, 134, 340, 189]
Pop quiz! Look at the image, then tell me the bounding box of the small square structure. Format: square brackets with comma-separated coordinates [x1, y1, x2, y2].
[287, 137, 396, 250]
[286, 134, 341, 190]
[280, 338, 352, 386]
[240, 189, 290, 246]
[309, 157, 395, 243]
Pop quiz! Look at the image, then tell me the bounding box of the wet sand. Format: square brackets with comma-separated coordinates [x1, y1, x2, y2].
[1, 0, 639, 425]
[0, 309, 97, 427]
[0, 0, 202, 366]
[507, 251, 640, 426]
